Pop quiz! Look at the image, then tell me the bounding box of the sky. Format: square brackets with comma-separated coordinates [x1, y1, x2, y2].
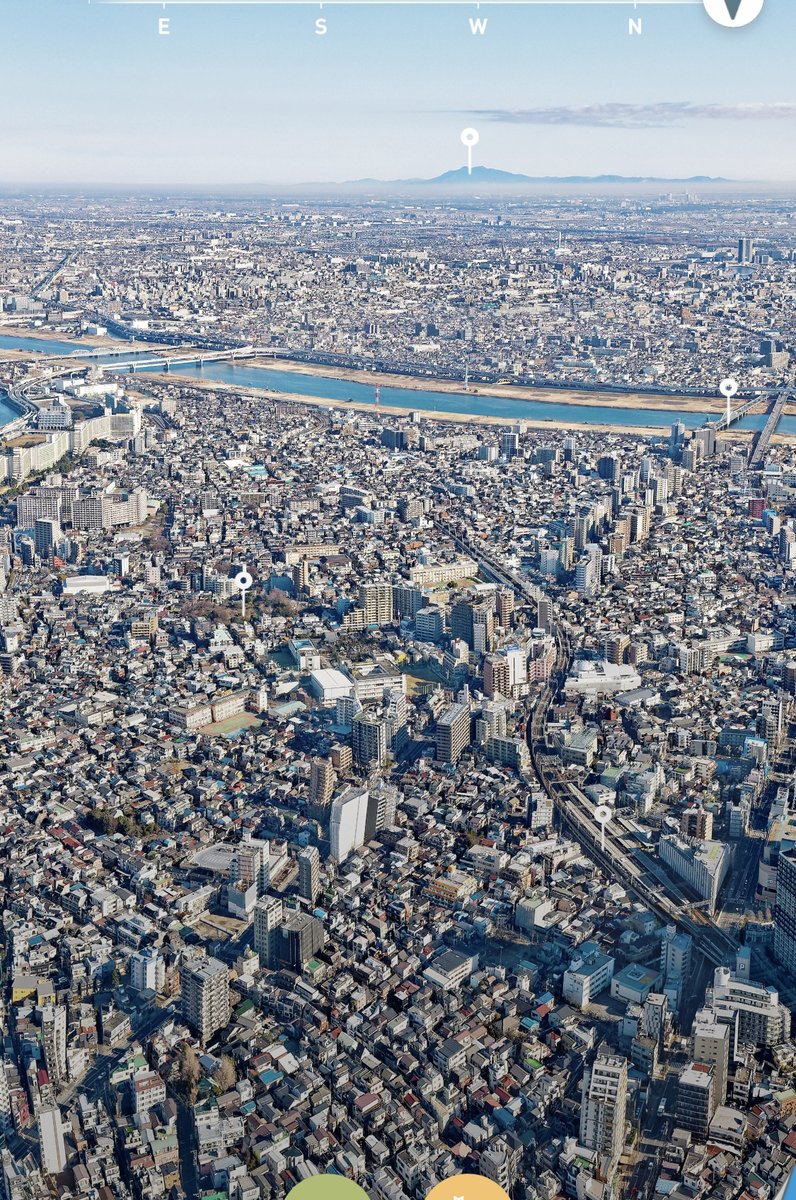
[2, 0, 795, 185]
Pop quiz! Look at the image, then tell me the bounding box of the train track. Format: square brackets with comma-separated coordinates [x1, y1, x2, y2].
[433, 519, 738, 970]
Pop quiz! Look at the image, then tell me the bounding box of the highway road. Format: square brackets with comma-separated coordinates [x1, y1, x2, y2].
[749, 388, 791, 468]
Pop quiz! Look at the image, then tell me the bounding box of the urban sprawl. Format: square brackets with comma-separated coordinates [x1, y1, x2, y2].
[1, 194, 796, 1200]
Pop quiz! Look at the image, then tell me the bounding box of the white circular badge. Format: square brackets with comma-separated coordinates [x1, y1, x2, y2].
[702, 0, 764, 28]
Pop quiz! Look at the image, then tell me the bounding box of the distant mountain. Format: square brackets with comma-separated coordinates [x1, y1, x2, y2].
[429, 166, 535, 185]
[348, 166, 731, 187]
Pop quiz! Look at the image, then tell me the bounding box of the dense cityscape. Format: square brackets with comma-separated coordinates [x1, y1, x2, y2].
[1, 191, 796, 1200]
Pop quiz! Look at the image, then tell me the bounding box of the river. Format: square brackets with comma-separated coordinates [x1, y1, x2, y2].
[0, 331, 788, 435]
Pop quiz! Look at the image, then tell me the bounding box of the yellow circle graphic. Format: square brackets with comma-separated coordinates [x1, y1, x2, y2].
[426, 1175, 512, 1200]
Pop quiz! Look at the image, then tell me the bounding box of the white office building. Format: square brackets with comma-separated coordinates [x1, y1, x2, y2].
[563, 947, 615, 1010]
[579, 1055, 627, 1169]
[707, 953, 790, 1058]
[659, 834, 729, 914]
[330, 785, 369, 864]
[130, 947, 166, 994]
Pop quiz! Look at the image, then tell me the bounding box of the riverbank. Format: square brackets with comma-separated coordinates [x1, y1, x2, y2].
[1, 328, 782, 434]
[252, 356, 740, 417]
[0, 326, 171, 356]
[142, 370, 755, 439]
[0, 328, 765, 419]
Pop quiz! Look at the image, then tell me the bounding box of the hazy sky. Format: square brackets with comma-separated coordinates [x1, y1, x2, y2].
[2, 0, 795, 185]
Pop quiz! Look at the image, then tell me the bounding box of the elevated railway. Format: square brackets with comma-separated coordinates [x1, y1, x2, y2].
[436, 520, 739, 969]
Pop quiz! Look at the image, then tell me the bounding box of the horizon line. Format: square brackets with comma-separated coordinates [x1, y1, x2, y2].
[2, 178, 795, 192]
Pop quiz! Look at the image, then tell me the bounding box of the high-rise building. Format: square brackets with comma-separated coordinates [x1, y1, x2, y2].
[392, 583, 424, 618]
[574, 514, 591, 551]
[641, 993, 668, 1042]
[292, 557, 310, 592]
[254, 896, 284, 966]
[472, 604, 495, 654]
[130, 947, 166, 994]
[16, 488, 63, 527]
[500, 430, 519, 459]
[738, 237, 754, 264]
[537, 596, 553, 631]
[669, 421, 686, 459]
[598, 454, 621, 483]
[180, 957, 230, 1045]
[41, 1005, 67, 1088]
[385, 687, 408, 753]
[660, 925, 692, 983]
[359, 582, 394, 627]
[298, 845, 321, 904]
[271, 912, 326, 973]
[0, 1058, 12, 1138]
[680, 807, 714, 841]
[774, 847, 796, 976]
[436, 702, 471, 765]
[659, 835, 729, 914]
[692, 1009, 730, 1105]
[449, 599, 474, 648]
[34, 518, 61, 561]
[308, 758, 336, 815]
[352, 712, 388, 770]
[335, 693, 363, 730]
[415, 605, 444, 642]
[707, 957, 790, 1058]
[496, 589, 515, 629]
[228, 837, 271, 918]
[579, 1055, 627, 1168]
[759, 697, 785, 748]
[676, 1062, 715, 1139]
[364, 779, 398, 840]
[483, 654, 511, 699]
[255, 896, 325, 971]
[330, 785, 370, 863]
[604, 634, 630, 665]
[38, 1105, 67, 1176]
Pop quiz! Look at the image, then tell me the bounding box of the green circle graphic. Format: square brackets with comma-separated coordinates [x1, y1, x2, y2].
[287, 1179, 370, 1200]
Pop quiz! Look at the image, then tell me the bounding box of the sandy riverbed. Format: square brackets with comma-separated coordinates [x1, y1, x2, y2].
[252, 356, 742, 417]
[0, 327, 172, 356]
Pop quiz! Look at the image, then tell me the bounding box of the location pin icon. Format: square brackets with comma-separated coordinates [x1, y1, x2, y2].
[593, 804, 614, 853]
[234, 565, 254, 617]
[720, 377, 739, 426]
[460, 128, 479, 176]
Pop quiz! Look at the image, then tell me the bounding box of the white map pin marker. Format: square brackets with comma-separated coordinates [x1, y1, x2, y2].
[460, 128, 479, 176]
[720, 378, 739, 425]
[593, 804, 614, 852]
[234, 566, 254, 617]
